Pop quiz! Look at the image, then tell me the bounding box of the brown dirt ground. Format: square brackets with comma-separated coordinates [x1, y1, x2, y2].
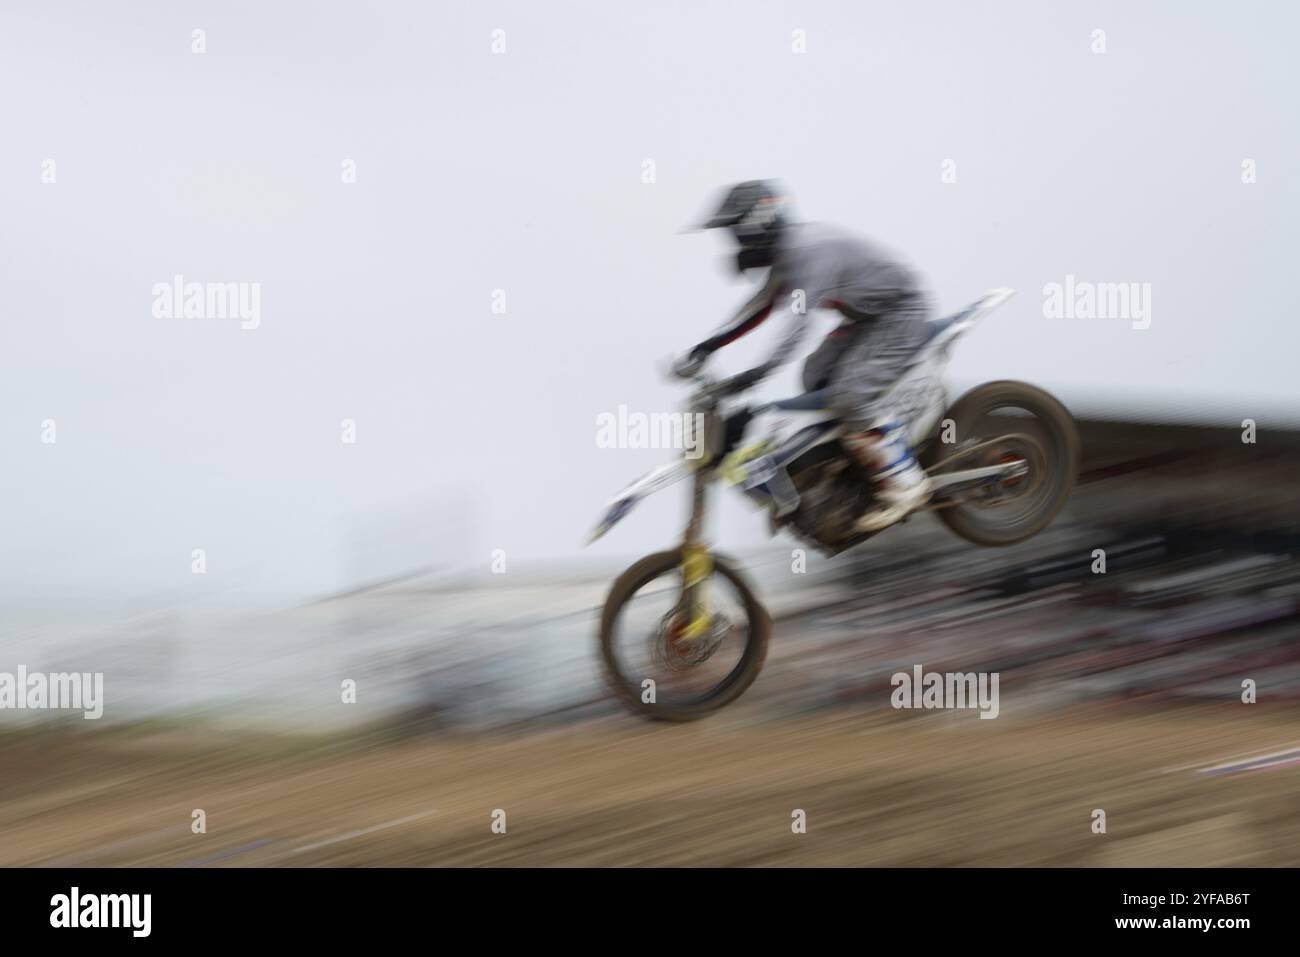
[2, 705, 1298, 867]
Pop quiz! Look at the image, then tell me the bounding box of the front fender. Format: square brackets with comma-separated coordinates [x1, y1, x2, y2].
[587, 458, 693, 544]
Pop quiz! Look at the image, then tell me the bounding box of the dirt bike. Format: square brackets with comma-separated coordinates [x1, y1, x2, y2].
[589, 289, 1080, 721]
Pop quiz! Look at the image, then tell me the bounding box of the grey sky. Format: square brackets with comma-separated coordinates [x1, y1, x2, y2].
[1, 1, 1295, 608]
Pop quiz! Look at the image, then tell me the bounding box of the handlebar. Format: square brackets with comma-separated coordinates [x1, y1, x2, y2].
[667, 352, 761, 403]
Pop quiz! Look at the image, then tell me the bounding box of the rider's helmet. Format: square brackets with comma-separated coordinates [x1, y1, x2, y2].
[698, 180, 791, 272]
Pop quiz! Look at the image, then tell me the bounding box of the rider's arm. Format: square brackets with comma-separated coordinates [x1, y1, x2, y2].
[745, 281, 809, 382]
[726, 256, 838, 389]
[690, 270, 785, 359]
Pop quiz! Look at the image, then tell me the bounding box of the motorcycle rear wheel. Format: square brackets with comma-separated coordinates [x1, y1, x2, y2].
[920, 380, 1080, 547]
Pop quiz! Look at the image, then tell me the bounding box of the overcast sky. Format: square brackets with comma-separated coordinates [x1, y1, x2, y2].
[2, 1, 1296, 609]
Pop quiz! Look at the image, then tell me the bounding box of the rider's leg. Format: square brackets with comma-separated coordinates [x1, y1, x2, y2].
[823, 312, 932, 532]
[800, 321, 855, 392]
[841, 420, 931, 531]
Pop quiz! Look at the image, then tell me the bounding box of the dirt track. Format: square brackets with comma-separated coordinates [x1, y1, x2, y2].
[3, 705, 1298, 867]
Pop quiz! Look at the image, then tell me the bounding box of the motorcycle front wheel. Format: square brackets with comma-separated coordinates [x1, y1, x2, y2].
[598, 549, 770, 722]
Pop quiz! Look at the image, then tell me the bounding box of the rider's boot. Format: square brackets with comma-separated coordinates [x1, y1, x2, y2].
[844, 421, 932, 533]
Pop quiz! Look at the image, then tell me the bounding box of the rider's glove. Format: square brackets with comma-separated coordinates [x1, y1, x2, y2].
[672, 347, 709, 379]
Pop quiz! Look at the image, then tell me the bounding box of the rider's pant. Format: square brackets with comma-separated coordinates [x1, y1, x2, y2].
[801, 300, 931, 429]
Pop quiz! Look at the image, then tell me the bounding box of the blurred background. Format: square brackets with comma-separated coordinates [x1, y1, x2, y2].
[1, 1, 1298, 866]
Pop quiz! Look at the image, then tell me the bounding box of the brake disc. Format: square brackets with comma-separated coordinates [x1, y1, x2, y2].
[653, 609, 732, 671]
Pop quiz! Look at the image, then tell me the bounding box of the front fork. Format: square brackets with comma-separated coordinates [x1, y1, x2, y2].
[678, 468, 715, 642]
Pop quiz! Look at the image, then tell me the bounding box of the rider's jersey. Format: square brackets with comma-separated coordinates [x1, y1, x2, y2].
[694, 221, 931, 381]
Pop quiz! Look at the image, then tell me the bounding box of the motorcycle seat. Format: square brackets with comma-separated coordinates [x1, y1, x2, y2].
[769, 299, 988, 413]
[770, 388, 834, 412]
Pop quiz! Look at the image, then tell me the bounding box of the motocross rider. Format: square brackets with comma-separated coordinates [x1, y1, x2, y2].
[675, 180, 934, 532]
